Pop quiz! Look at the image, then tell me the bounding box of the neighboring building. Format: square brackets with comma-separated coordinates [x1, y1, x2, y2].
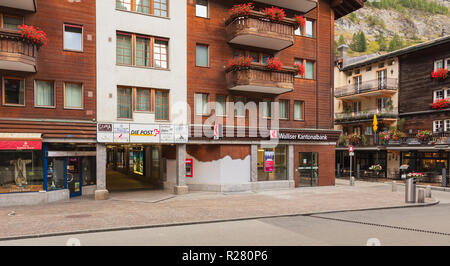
[95, 0, 188, 197]
[334, 35, 450, 183]
[184, 0, 364, 191]
[0, 0, 97, 205]
[334, 45, 400, 179]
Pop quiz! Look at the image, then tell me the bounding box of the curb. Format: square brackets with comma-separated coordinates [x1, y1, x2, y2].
[0, 198, 439, 242]
[386, 182, 450, 192]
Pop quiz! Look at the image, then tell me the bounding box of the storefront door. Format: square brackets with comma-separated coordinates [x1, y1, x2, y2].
[298, 152, 319, 187]
[67, 157, 82, 197]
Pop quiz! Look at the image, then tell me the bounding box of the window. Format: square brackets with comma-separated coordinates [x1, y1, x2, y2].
[234, 97, 245, 117]
[294, 101, 304, 120]
[136, 37, 151, 67]
[434, 90, 444, 101]
[117, 32, 168, 69]
[353, 76, 362, 91]
[196, 0, 208, 18]
[155, 90, 169, 120]
[377, 69, 387, 89]
[135, 88, 151, 112]
[294, 58, 303, 78]
[305, 19, 315, 38]
[153, 39, 168, 69]
[377, 97, 387, 112]
[64, 83, 83, 109]
[3, 78, 24, 106]
[365, 127, 373, 136]
[2, 15, 23, 30]
[248, 51, 259, 63]
[64, 24, 83, 52]
[261, 100, 272, 118]
[279, 100, 289, 119]
[445, 120, 450, 132]
[116, 0, 168, 17]
[195, 93, 209, 115]
[118, 87, 132, 119]
[215, 95, 227, 116]
[445, 58, 450, 69]
[353, 101, 361, 113]
[196, 44, 209, 67]
[35, 80, 55, 107]
[305, 60, 315, 80]
[435, 59, 444, 70]
[117, 33, 132, 65]
[434, 120, 443, 133]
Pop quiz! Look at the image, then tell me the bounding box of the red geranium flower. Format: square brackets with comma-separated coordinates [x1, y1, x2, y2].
[18, 24, 48, 47]
[261, 6, 286, 22]
[229, 2, 254, 17]
[266, 57, 283, 71]
[431, 68, 448, 80]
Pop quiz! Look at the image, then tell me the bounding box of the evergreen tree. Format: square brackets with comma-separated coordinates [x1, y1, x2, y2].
[388, 34, 404, 51]
[351, 31, 367, 52]
[375, 33, 388, 51]
[338, 35, 346, 46]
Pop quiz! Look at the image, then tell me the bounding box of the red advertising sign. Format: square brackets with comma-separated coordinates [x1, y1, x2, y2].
[0, 140, 42, 150]
[264, 151, 275, 172]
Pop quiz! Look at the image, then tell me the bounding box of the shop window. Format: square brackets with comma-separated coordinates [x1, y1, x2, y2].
[257, 145, 287, 181]
[64, 82, 83, 109]
[35, 80, 55, 108]
[3, 77, 25, 106]
[82, 157, 97, 186]
[298, 152, 319, 187]
[0, 150, 43, 193]
[196, 0, 208, 18]
[64, 24, 83, 52]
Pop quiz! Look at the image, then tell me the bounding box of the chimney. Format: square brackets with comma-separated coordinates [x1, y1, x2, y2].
[338, 44, 349, 59]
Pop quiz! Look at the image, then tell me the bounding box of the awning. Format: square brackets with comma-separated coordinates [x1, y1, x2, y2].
[0, 133, 42, 150]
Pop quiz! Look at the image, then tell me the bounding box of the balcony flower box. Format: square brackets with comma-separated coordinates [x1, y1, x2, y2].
[432, 98, 450, 110]
[294, 63, 305, 76]
[294, 15, 306, 28]
[416, 130, 432, 141]
[261, 6, 286, 22]
[227, 56, 254, 70]
[18, 24, 48, 47]
[266, 57, 283, 71]
[228, 2, 254, 17]
[431, 68, 448, 80]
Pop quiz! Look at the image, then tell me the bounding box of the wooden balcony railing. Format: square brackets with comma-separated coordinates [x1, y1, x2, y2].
[335, 78, 398, 98]
[225, 10, 297, 51]
[335, 109, 398, 123]
[225, 63, 296, 94]
[0, 29, 38, 72]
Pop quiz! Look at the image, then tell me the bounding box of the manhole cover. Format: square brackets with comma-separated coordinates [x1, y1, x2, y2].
[65, 214, 92, 219]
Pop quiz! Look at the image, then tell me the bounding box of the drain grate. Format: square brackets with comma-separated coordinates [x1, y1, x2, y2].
[65, 214, 92, 219]
[310, 215, 450, 236]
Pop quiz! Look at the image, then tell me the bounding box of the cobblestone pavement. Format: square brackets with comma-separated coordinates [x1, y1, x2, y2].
[0, 179, 437, 239]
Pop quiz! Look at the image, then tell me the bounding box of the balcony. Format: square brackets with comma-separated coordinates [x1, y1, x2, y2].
[335, 78, 398, 100]
[225, 63, 296, 94]
[255, 0, 318, 13]
[0, 0, 37, 12]
[335, 109, 398, 124]
[225, 10, 297, 51]
[0, 30, 38, 73]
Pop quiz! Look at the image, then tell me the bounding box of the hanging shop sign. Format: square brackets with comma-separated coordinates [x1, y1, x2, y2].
[264, 151, 275, 172]
[97, 123, 189, 144]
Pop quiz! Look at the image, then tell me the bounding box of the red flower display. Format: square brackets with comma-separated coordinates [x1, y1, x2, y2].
[227, 56, 253, 69]
[432, 98, 450, 110]
[266, 57, 283, 71]
[294, 15, 306, 28]
[229, 2, 254, 17]
[18, 24, 48, 47]
[431, 68, 449, 80]
[261, 6, 286, 22]
[294, 63, 305, 76]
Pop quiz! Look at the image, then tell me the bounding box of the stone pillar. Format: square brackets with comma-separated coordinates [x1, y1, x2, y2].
[250, 144, 258, 182]
[288, 144, 295, 188]
[174, 144, 188, 194]
[95, 143, 109, 200]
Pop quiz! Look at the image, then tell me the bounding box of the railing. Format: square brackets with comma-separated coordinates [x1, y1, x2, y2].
[335, 109, 398, 123]
[0, 29, 38, 71]
[335, 78, 398, 98]
[225, 10, 296, 50]
[225, 63, 296, 93]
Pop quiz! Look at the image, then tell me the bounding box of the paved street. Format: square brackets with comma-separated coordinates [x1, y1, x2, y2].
[2, 202, 450, 246]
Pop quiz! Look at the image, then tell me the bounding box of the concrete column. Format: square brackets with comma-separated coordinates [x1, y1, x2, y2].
[95, 143, 109, 200]
[250, 144, 258, 182]
[288, 144, 294, 188]
[174, 144, 188, 194]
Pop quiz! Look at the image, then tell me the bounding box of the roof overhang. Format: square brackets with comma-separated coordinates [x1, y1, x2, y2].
[0, 0, 37, 12]
[332, 0, 365, 19]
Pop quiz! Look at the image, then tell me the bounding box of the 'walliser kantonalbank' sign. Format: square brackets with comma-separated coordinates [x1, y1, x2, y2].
[270, 130, 328, 141]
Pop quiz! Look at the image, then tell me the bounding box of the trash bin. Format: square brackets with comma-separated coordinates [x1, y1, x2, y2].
[405, 177, 416, 203]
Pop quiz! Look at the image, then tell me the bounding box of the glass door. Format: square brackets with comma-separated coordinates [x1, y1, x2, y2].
[67, 157, 82, 197]
[298, 152, 319, 187]
[377, 70, 387, 90]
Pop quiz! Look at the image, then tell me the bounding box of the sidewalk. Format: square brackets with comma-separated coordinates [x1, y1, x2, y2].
[0, 179, 437, 240]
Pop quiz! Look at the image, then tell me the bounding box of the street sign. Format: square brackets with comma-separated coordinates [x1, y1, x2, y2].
[349, 145, 354, 152]
[349, 152, 354, 156]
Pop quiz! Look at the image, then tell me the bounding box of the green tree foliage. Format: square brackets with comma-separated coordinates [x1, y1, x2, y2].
[338, 35, 346, 46]
[366, 0, 448, 15]
[350, 31, 368, 52]
[388, 34, 404, 51]
[367, 15, 386, 29]
[375, 33, 388, 51]
[348, 12, 359, 23]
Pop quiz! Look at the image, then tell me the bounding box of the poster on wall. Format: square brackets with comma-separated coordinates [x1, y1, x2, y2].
[130, 124, 160, 143]
[174, 125, 189, 143]
[264, 151, 275, 173]
[133, 149, 144, 176]
[97, 123, 113, 143]
[160, 124, 175, 143]
[113, 124, 130, 143]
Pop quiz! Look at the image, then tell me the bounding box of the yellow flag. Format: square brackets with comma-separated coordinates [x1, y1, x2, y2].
[373, 114, 378, 133]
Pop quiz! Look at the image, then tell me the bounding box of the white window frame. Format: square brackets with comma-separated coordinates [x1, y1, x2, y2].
[445, 58, 450, 69]
[434, 90, 444, 101]
[63, 24, 84, 52]
[433, 120, 443, 133]
[195, 0, 208, 18]
[195, 93, 209, 116]
[434, 59, 444, 71]
[445, 120, 450, 132]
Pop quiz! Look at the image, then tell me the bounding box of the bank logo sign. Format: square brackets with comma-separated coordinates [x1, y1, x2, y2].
[97, 123, 188, 144]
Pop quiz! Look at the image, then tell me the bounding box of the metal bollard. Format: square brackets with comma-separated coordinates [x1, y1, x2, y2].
[392, 181, 397, 192]
[442, 168, 447, 187]
[350, 176, 355, 186]
[425, 185, 432, 198]
[357, 164, 360, 179]
[337, 163, 341, 177]
[418, 188, 425, 203]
